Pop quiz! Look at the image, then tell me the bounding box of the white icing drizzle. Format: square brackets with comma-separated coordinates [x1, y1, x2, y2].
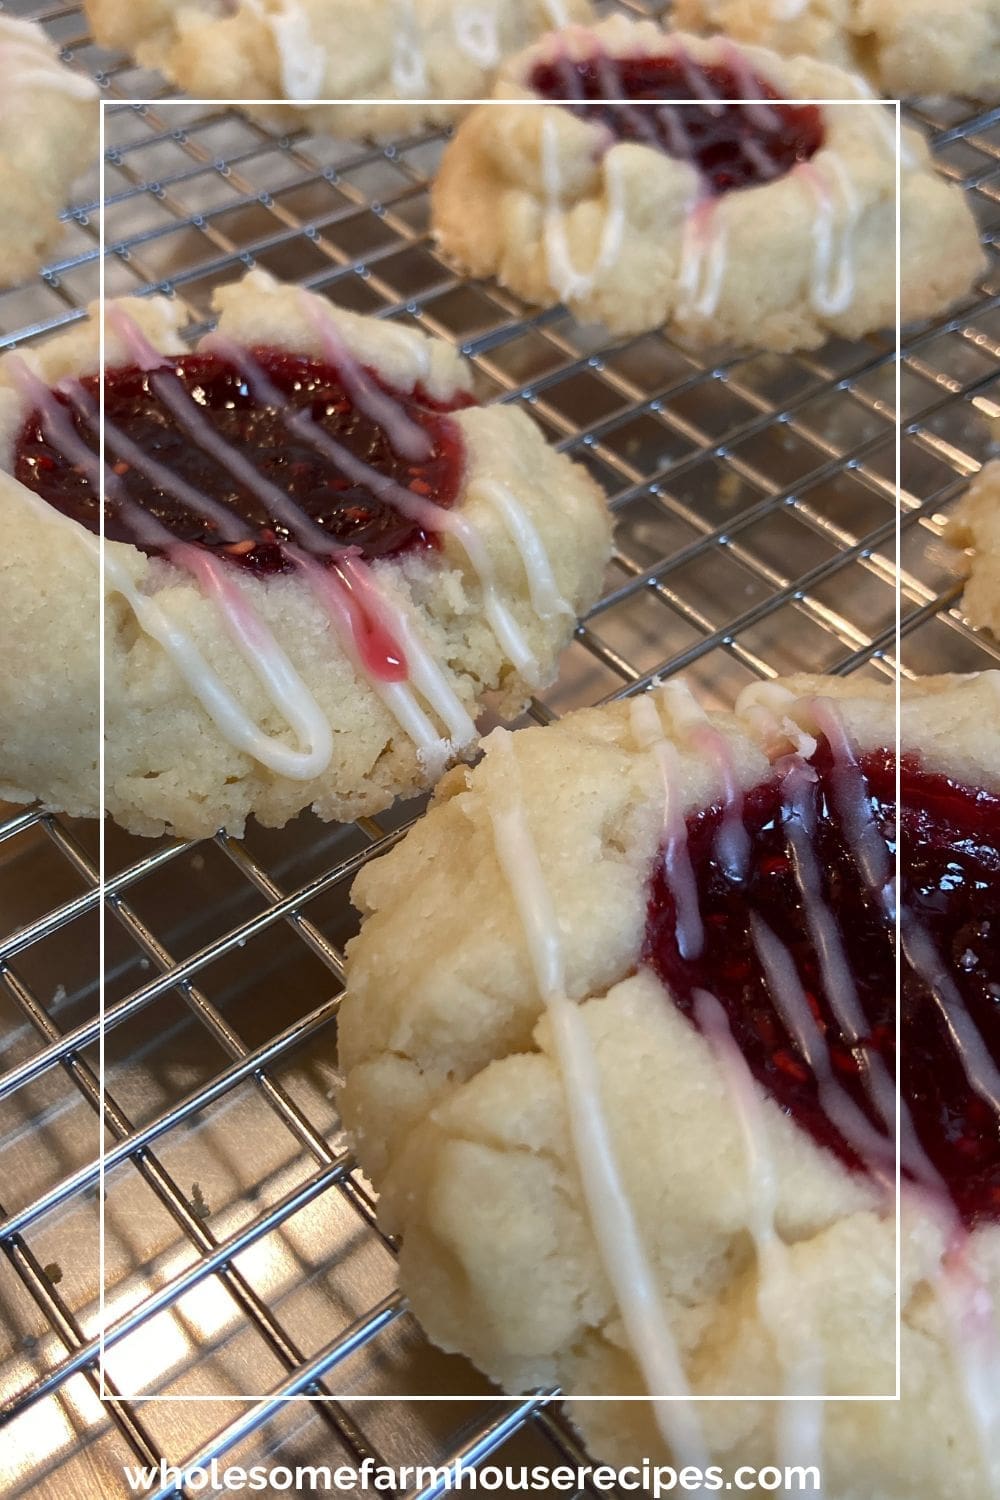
[808, 698, 892, 899]
[338, 556, 477, 756]
[168, 542, 335, 778]
[105, 305, 173, 374]
[781, 755, 869, 1042]
[468, 477, 573, 623]
[485, 731, 710, 1473]
[592, 52, 655, 143]
[550, 46, 585, 102]
[376, 317, 434, 383]
[540, 112, 584, 300]
[693, 988, 827, 1480]
[390, 0, 429, 95]
[288, 547, 476, 776]
[661, 680, 750, 882]
[298, 295, 433, 464]
[741, 697, 819, 763]
[596, 147, 629, 280]
[539, 0, 571, 27]
[737, 135, 783, 183]
[540, 111, 629, 303]
[803, 155, 861, 318]
[656, 103, 695, 160]
[0, 17, 97, 100]
[678, 199, 728, 320]
[672, 40, 725, 119]
[749, 914, 896, 1188]
[659, 677, 710, 736]
[900, 916, 1000, 1117]
[208, 333, 545, 685]
[629, 693, 704, 960]
[719, 41, 785, 135]
[240, 0, 328, 99]
[453, 4, 500, 69]
[404, 0, 524, 95]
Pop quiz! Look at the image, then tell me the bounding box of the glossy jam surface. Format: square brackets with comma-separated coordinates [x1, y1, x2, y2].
[529, 53, 824, 195]
[15, 350, 470, 574]
[645, 744, 1000, 1227]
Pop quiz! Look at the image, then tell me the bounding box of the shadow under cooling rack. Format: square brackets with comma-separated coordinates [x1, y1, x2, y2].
[1, 2, 1000, 1495]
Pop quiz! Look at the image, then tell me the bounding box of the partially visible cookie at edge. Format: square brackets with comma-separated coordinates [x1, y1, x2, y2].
[948, 461, 1000, 637]
[0, 17, 98, 289]
[431, 17, 986, 347]
[83, 0, 595, 139]
[338, 671, 1000, 1497]
[673, 0, 1000, 103]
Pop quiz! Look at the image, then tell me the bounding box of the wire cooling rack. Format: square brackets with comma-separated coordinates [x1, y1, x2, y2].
[1, 0, 1000, 1494]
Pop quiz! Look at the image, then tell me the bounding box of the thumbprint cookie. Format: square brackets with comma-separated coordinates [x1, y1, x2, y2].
[674, 0, 1000, 104]
[83, 0, 594, 139]
[949, 462, 1000, 639]
[0, 269, 610, 838]
[431, 17, 985, 347]
[0, 17, 98, 289]
[339, 671, 1000, 1495]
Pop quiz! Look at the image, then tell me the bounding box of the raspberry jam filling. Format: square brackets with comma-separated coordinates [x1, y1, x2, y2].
[14, 349, 470, 575]
[529, 53, 824, 194]
[645, 743, 1000, 1227]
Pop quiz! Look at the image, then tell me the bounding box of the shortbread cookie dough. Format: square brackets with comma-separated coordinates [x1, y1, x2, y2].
[673, 0, 1000, 103]
[0, 269, 610, 839]
[83, 0, 594, 139]
[339, 671, 1000, 1495]
[0, 17, 98, 289]
[948, 461, 1000, 636]
[431, 17, 986, 347]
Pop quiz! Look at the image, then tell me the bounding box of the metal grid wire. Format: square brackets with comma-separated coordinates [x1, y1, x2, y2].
[1, 0, 1000, 1493]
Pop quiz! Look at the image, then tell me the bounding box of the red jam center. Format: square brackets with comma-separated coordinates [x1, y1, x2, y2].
[645, 743, 1000, 1228]
[529, 53, 824, 194]
[15, 350, 470, 575]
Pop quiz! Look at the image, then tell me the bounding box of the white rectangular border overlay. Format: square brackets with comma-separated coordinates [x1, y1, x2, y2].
[97, 95, 905, 1404]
